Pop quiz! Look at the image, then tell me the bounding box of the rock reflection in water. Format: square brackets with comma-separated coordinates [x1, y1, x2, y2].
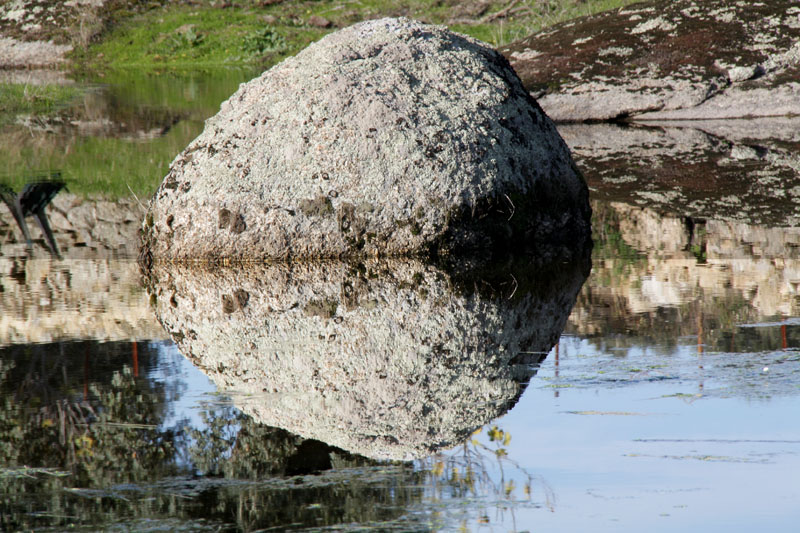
[571, 199, 800, 357]
[147, 255, 590, 460]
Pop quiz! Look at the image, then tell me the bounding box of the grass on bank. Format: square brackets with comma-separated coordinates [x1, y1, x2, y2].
[75, 0, 639, 69]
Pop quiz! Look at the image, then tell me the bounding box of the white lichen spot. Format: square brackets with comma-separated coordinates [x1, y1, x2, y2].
[620, 6, 656, 15]
[636, 190, 683, 203]
[719, 195, 742, 205]
[2, 8, 26, 22]
[599, 46, 634, 57]
[628, 14, 642, 22]
[631, 16, 677, 35]
[509, 49, 541, 61]
[573, 36, 592, 45]
[730, 145, 762, 160]
[722, 64, 761, 82]
[708, 8, 735, 23]
[680, 6, 701, 18]
[753, 32, 778, 45]
[603, 175, 638, 184]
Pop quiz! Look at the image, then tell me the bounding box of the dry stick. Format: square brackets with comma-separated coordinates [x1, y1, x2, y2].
[482, 0, 522, 23]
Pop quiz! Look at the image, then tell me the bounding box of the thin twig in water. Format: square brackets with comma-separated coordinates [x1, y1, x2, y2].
[503, 193, 515, 220]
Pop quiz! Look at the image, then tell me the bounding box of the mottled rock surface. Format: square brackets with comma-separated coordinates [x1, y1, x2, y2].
[1, 193, 144, 258]
[143, 17, 590, 263]
[558, 118, 800, 226]
[503, 0, 800, 121]
[148, 256, 589, 460]
[0, 36, 72, 68]
[0, 0, 108, 68]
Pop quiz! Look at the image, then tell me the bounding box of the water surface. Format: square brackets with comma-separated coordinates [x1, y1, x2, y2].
[1, 70, 798, 532]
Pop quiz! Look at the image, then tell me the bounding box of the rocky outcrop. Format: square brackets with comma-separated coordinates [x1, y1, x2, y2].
[558, 118, 800, 227]
[0, 0, 108, 68]
[147, 256, 589, 460]
[1, 193, 144, 258]
[0, 37, 72, 68]
[142, 17, 590, 263]
[502, 0, 800, 122]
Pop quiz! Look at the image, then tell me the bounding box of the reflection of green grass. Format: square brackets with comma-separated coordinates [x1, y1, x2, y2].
[77, 0, 639, 69]
[79, 67, 261, 117]
[590, 202, 648, 286]
[0, 84, 82, 120]
[1, 69, 257, 200]
[0, 120, 201, 198]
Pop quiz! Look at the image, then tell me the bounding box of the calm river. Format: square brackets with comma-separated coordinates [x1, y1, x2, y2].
[1, 70, 798, 532]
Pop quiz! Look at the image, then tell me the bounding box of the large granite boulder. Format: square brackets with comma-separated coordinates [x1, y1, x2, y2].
[502, 0, 800, 122]
[141, 17, 590, 263]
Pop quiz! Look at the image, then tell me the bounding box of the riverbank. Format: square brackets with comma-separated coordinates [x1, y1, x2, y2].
[1, 1, 637, 70]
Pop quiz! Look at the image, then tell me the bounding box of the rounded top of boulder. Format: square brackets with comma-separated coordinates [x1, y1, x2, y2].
[142, 17, 589, 263]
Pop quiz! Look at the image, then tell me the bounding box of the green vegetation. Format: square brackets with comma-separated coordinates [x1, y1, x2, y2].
[0, 119, 201, 198]
[76, 6, 297, 69]
[74, 0, 640, 70]
[1, 0, 640, 199]
[0, 68, 256, 198]
[0, 83, 82, 119]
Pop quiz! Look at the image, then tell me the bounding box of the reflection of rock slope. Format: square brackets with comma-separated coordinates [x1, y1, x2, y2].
[148, 258, 588, 460]
[559, 119, 800, 227]
[569, 201, 800, 349]
[0, 257, 165, 346]
[11, 86, 186, 141]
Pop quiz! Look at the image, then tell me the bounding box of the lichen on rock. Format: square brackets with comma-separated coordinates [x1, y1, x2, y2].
[142, 17, 590, 263]
[502, 0, 800, 122]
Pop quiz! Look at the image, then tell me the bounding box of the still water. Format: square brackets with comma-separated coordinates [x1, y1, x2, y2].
[1, 70, 799, 531]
